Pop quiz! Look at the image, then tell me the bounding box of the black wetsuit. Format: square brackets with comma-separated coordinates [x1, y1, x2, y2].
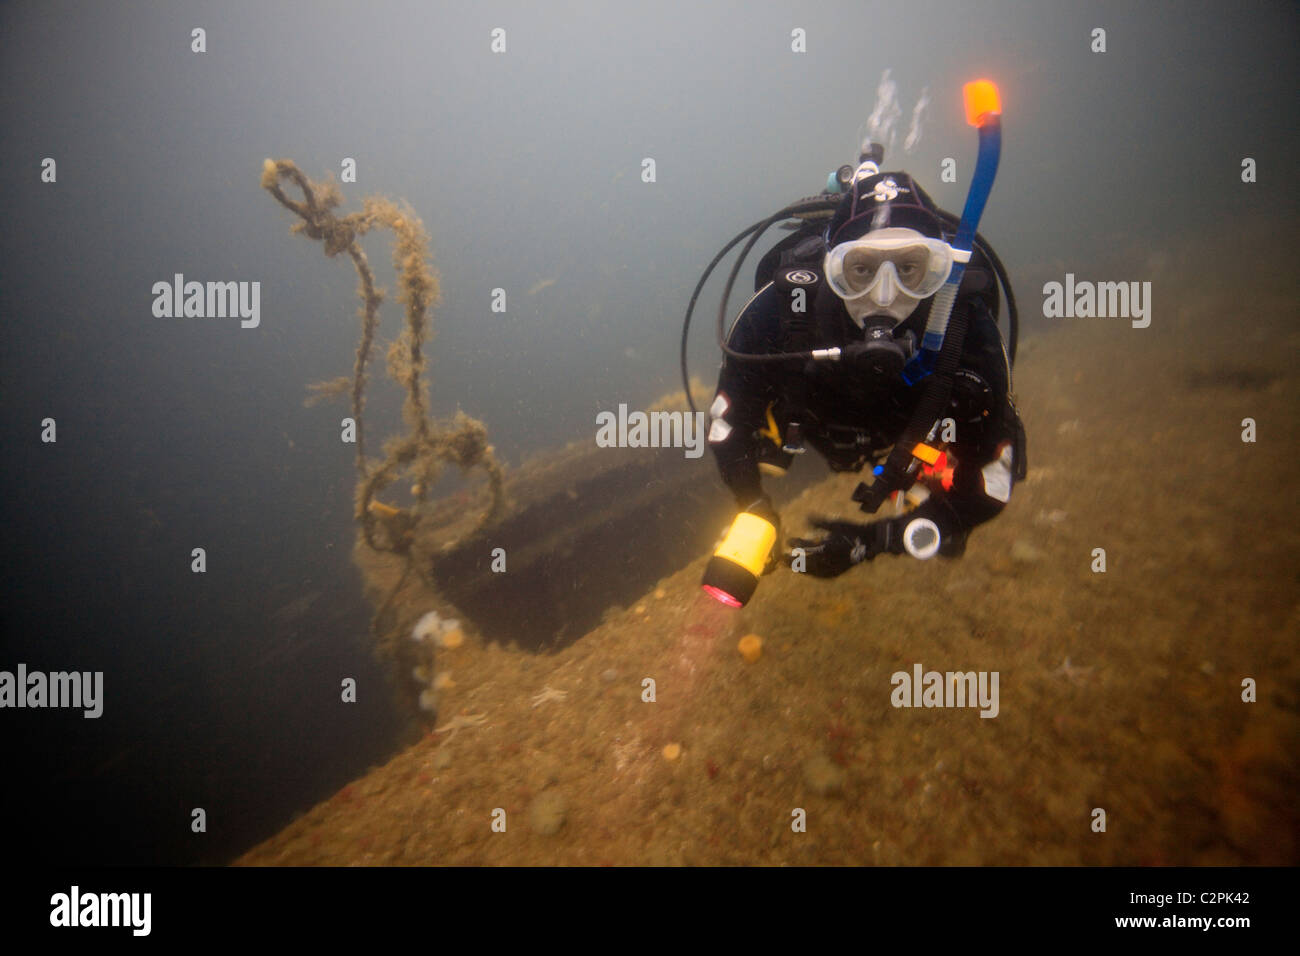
[709, 268, 1025, 554]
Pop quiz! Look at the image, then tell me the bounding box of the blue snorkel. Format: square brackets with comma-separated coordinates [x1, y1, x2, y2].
[902, 80, 1003, 385]
[850, 79, 1007, 515]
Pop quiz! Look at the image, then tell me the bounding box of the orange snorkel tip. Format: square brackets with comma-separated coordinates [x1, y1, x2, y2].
[963, 79, 1002, 128]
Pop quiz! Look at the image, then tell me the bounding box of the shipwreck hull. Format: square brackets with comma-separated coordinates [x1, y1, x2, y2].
[425, 444, 819, 651]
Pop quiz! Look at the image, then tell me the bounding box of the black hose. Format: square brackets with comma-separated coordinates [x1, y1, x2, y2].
[714, 206, 829, 366]
[934, 210, 1018, 369]
[680, 196, 839, 414]
[980, 233, 1018, 368]
[680, 218, 768, 416]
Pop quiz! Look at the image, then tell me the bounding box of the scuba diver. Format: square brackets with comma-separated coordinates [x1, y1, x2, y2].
[689, 81, 1026, 604]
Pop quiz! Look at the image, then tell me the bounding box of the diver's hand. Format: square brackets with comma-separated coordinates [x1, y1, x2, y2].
[785, 498, 968, 575]
[786, 517, 886, 578]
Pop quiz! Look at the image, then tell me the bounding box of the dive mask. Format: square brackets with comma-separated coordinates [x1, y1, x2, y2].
[824, 228, 962, 323]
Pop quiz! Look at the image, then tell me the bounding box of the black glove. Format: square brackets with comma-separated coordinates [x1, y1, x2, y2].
[785, 500, 966, 578]
[786, 517, 889, 578]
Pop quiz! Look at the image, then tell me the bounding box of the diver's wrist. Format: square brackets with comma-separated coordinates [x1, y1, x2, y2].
[884, 498, 963, 559]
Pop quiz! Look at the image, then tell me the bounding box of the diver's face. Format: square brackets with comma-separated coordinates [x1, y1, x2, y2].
[829, 227, 928, 327]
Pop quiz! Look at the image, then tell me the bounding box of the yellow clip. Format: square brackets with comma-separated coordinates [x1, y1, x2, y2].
[759, 403, 783, 445]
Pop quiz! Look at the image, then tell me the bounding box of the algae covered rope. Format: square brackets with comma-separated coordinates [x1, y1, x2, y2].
[260, 158, 506, 554]
[260, 158, 385, 471]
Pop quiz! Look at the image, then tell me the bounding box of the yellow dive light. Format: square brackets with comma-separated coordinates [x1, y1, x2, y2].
[701, 510, 778, 607]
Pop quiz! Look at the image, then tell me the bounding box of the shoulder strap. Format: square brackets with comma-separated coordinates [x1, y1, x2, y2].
[771, 266, 821, 352]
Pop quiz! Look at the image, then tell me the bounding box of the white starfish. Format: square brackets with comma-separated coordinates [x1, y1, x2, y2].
[434, 712, 488, 738]
[531, 685, 567, 708]
[1052, 657, 1094, 685]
